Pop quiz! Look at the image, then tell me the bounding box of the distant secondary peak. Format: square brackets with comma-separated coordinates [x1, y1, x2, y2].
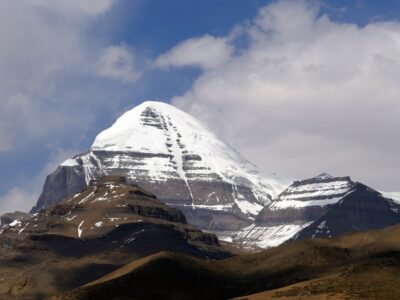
[315, 173, 333, 180]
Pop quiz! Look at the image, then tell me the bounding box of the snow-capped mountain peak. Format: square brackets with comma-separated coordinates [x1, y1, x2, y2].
[36, 100, 284, 231]
[91, 101, 259, 184]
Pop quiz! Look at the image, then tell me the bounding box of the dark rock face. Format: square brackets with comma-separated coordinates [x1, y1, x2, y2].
[256, 206, 330, 226]
[126, 204, 187, 224]
[32, 164, 86, 212]
[293, 184, 400, 240]
[178, 207, 252, 231]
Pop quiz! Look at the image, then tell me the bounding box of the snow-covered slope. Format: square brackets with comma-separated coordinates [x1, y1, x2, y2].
[217, 223, 312, 248]
[33, 101, 284, 231]
[268, 173, 354, 210]
[256, 173, 355, 226]
[227, 174, 400, 248]
[381, 191, 400, 204]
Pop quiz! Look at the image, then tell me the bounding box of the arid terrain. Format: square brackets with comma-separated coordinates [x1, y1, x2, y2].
[52, 223, 400, 299]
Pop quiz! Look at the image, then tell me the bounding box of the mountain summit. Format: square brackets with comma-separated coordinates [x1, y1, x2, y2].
[33, 101, 283, 231]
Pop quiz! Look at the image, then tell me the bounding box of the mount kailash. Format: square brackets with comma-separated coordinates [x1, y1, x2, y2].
[28, 101, 400, 248]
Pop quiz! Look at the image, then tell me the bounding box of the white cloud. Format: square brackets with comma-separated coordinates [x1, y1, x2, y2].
[0, 1, 139, 213]
[96, 45, 141, 83]
[0, 3, 80, 151]
[154, 34, 233, 70]
[0, 188, 37, 215]
[0, 1, 138, 152]
[24, 0, 115, 16]
[163, 0, 400, 191]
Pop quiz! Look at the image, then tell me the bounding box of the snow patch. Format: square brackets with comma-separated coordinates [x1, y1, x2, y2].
[78, 221, 84, 238]
[316, 221, 326, 230]
[125, 236, 136, 243]
[382, 191, 400, 204]
[173, 203, 234, 211]
[18, 223, 29, 234]
[217, 222, 313, 248]
[61, 158, 79, 167]
[8, 220, 21, 227]
[66, 215, 77, 221]
[235, 200, 263, 216]
[218, 236, 233, 243]
[91, 191, 109, 203]
[78, 192, 94, 204]
[95, 221, 103, 227]
[270, 197, 344, 210]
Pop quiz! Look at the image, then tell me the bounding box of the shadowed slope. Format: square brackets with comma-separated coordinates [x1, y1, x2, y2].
[53, 223, 400, 300]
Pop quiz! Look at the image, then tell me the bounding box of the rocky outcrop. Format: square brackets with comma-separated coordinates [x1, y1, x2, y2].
[33, 164, 86, 212]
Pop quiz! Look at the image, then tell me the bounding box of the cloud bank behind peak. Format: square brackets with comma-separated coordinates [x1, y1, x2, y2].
[157, 0, 400, 191]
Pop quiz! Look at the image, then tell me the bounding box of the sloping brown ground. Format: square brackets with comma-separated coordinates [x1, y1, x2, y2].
[52, 224, 400, 300]
[0, 176, 231, 300]
[236, 260, 400, 300]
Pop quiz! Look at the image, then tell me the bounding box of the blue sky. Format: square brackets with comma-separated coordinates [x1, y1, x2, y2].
[1, 0, 400, 214]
